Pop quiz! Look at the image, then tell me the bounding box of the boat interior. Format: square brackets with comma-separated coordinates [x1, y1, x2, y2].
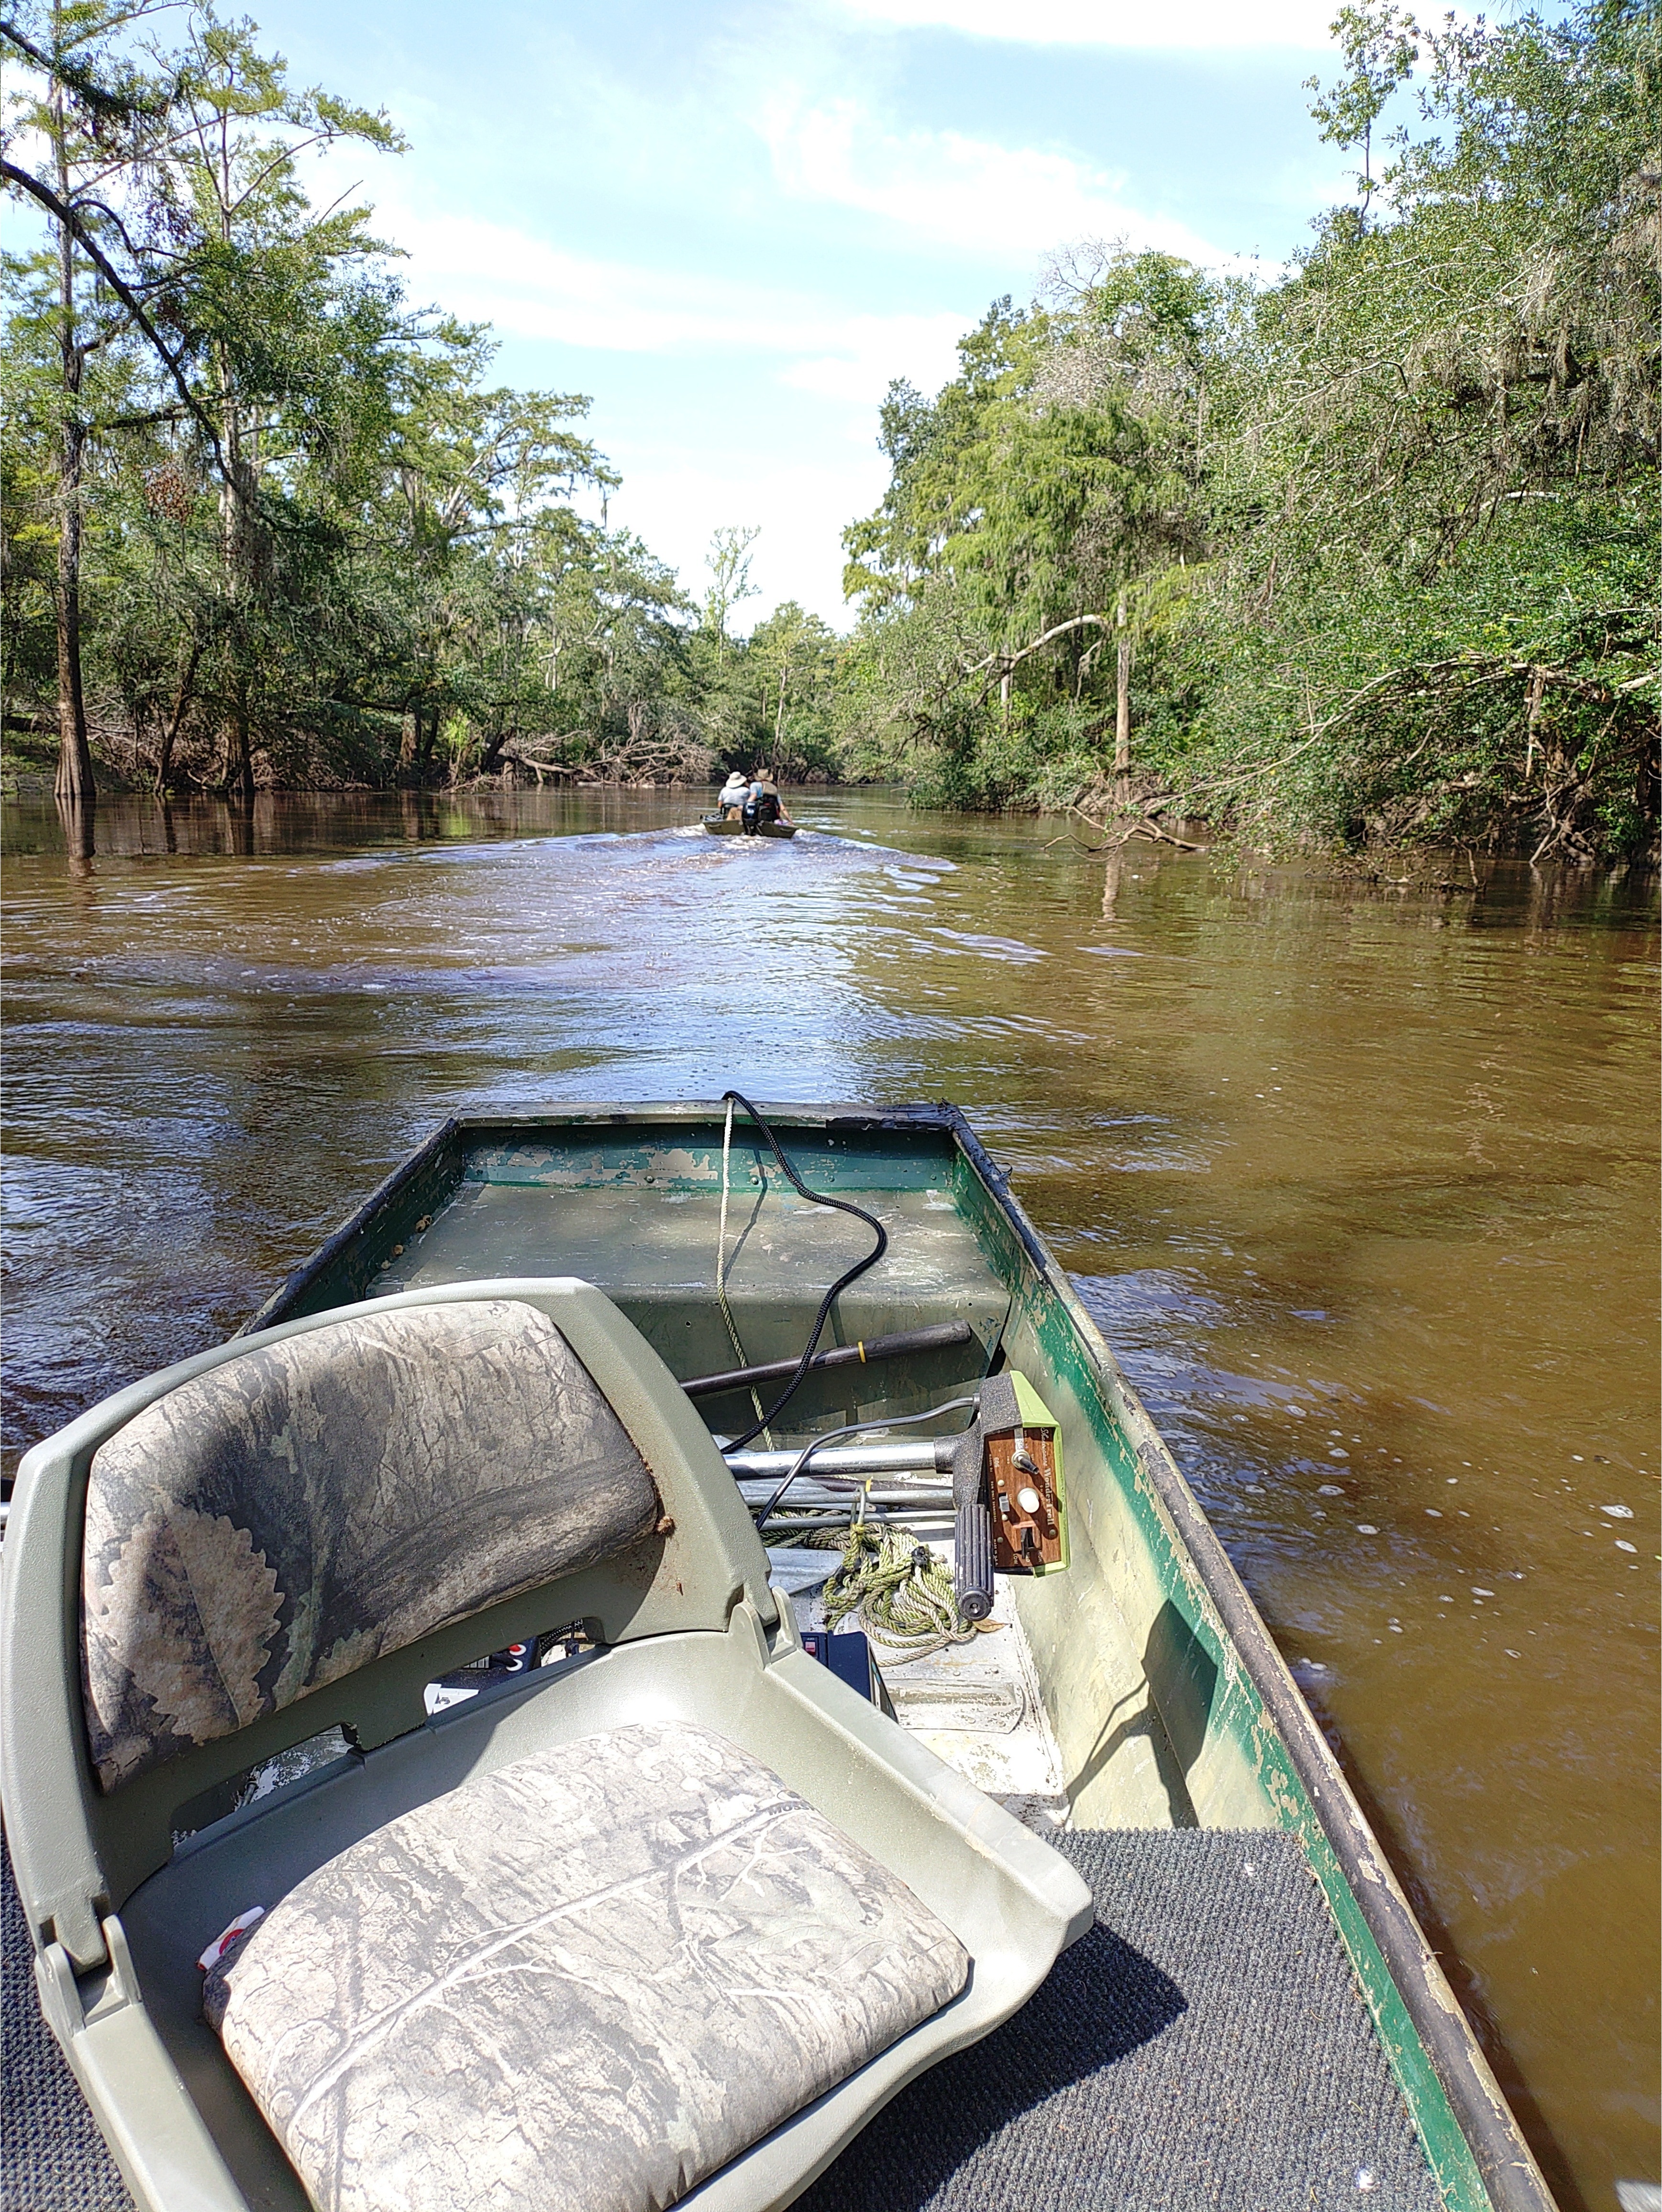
[2, 1107, 1522, 2212]
[354, 1122, 1257, 1838]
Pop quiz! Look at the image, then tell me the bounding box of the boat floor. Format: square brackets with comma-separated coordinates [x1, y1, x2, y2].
[376, 1181, 1007, 1364]
[799, 1825, 1442, 2212]
[770, 1551, 1073, 1834]
[3, 1847, 130, 2212]
[2, 1820, 1440, 2212]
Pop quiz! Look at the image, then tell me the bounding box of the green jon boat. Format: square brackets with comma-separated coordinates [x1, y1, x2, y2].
[0, 1100, 1555, 2212]
[701, 815, 798, 837]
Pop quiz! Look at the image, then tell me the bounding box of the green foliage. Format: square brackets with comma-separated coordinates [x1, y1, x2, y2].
[833, 0, 1657, 858]
[739, 601, 844, 776]
[1303, 3, 1420, 218]
[1191, 0, 1658, 859]
[838, 259, 1219, 808]
[7, 0, 1651, 856]
[700, 524, 760, 645]
[0, 2, 720, 794]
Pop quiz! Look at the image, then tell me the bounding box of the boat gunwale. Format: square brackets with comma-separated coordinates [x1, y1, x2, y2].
[242, 1117, 465, 1336]
[941, 1118, 1555, 2212]
[246, 1097, 1556, 2212]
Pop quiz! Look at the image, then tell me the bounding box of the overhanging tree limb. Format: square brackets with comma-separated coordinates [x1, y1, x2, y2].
[0, 17, 159, 119]
[964, 612, 1113, 685]
[1, 156, 229, 483]
[905, 612, 1117, 722]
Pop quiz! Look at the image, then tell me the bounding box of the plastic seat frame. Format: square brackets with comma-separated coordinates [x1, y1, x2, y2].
[1, 1278, 1093, 2212]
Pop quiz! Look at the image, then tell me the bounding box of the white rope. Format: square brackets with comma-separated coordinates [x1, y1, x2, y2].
[717, 1097, 772, 1448]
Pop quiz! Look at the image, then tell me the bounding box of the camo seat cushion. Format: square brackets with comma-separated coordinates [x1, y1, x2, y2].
[204, 1722, 969, 2212]
[82, 1299, 661, 1790]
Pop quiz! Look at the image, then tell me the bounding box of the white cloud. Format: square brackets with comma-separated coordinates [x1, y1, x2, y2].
[372, 209, 783, 353]
[828, 0, 1340, 49]
[297, 168, 937, 622]
[759, 96, 1228, 264]
[284, 56, 1284, 629]
[778, 315, 965, 405]
[308, 159, 970, 401]
[604, 450, 888, 630]
[400, 208, 968, 402]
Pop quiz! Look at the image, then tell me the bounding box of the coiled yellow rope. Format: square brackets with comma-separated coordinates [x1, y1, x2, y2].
[822, 1525, 986, 1664]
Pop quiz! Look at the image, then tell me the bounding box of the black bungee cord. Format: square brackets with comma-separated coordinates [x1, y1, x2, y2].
[719, 1089, 890, 1451]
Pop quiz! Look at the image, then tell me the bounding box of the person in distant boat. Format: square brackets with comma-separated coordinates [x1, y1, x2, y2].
[718, 768, 749, 818]
[742, 769, 792, 833]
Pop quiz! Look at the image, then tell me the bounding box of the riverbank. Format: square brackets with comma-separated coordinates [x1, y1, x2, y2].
[11, 737, 1659, 876]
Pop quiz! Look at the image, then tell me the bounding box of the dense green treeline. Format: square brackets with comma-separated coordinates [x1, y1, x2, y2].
[4, 0, 1655, 857]
[834, 0, 1658, 860]
[0, 3, 843, 801]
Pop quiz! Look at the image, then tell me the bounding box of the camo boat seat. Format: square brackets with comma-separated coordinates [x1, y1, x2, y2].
[81, 1298, 661, 1791]
[4, 1281, 1087, 2212]
[203, 1722, 967, 2212]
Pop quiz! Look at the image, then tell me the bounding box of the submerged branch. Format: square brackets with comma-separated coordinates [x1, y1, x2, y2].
[1068, 802, 1201, 852]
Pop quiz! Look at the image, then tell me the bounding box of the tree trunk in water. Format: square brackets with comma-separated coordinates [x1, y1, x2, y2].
[216, 335, 265, 797]
[56, 792, 95, 875]
[1114, 601, 1132, 807]
[227, 684, 254, 800]
[54, 429, 95, 801]
[1100, 851, 1121, 916]
[155, 642, 200, 793]
[52, 80, 94, 806]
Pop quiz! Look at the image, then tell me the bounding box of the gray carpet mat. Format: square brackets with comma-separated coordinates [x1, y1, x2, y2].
[4, 1829, 1442, 2212]
[3, 1842, 132, 2212]
[799, 1828, 1443, 2212]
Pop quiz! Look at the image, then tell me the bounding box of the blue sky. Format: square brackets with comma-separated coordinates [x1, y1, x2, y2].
[265, 1, 1354, 625]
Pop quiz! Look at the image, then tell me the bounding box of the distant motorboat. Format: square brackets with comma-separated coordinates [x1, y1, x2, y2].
[701, 814, 798, 838]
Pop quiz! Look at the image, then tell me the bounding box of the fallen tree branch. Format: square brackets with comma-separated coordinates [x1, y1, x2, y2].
[1069, 802, 1201, 852]
[1177, 650, 1656, 807]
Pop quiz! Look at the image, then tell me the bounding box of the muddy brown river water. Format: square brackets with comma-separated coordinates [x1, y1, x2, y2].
[2, 786, 1656, 2209]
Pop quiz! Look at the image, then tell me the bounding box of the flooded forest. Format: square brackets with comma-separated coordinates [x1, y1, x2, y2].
[3, 3, 1656, 864]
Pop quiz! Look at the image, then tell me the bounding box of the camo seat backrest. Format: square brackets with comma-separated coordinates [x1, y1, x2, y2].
[81, 1299, 661, 1792]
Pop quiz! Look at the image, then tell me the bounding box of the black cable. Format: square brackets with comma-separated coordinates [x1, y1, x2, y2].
[719, 1090, 890, 1449]
[751, 1395, 982, 1530]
